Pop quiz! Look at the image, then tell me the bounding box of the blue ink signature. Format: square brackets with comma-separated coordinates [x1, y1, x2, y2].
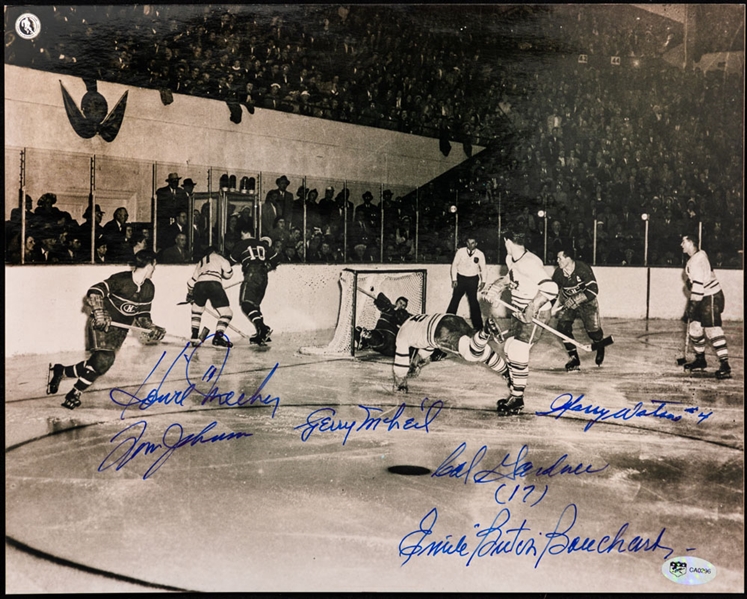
[398, 504, 674, 568]
[294, 397, 443, 445]
[98, 419, 252, 480]
[432, 442, 607, 506]
[108, 339, 280, 419]
[536, 393, 713, 431]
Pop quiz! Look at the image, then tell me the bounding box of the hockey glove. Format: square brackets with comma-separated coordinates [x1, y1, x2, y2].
[561, 289, 587, 310]
[88, 293, 111, 331]
[517, 303, 535, 325]
[142, 325, 167, 345]
[479, 278, 507, 304]
[186, 289, 194, 304]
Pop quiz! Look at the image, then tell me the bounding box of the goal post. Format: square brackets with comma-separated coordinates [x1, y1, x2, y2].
[298, 268, 427, 357]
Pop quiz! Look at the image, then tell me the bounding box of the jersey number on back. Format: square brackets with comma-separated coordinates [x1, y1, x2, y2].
[243, 245, 266, 261]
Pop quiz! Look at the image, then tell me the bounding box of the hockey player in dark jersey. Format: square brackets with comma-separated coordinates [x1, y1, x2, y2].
[355, 293, 412, 357]
[551, 247, 607, 371]
[229, 222, 280, 345]
[47, 250, 166, 409]
[186, 246, 234, 347]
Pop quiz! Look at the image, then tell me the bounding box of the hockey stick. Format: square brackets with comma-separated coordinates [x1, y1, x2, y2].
[203, 306, 251, 339]
[357, 286, 378, 301]
[177, 279, 244, 305]
[491, 297, 614, 353]
[676, 320, 690, 366]
[109, 322, 209, 346]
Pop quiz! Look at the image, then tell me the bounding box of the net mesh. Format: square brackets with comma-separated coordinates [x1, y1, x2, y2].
[299, 269, 426, 356]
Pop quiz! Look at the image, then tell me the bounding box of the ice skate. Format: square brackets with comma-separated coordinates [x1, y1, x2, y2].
[47, 363, 64, 395]
[565, 354, 581, 372]
[715, 359, 732, 380]
[61, 388, 81, 410]
[684, 353, 707, 372]
[496, 394, 524, 416]
[212, 332, 233, 348]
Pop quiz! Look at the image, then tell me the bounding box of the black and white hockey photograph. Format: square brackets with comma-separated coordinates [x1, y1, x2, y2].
[4, 3, 744, 593]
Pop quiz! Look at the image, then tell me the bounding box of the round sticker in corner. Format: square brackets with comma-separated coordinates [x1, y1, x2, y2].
[15, 13, 42, 40]
[662, 556, 717, 585]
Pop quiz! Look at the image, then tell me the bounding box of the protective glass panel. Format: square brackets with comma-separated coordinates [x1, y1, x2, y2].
[154, 163, 205, 259]
[25, 148, 94, 263]
[344, 178, 381, 264]
[95, 156, 154, 264]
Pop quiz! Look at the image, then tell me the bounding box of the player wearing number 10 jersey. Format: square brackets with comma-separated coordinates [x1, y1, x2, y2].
[230, 222, 280, 345]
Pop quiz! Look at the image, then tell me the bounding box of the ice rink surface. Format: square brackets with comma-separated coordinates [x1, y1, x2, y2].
[5, 318, 744, 593]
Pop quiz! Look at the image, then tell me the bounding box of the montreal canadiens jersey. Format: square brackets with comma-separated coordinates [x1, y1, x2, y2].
[188, 252, 233, 290]
[230, 237, 279, 273]
[552, 260, 599, 300]
[88, 271, 155, 324]
[506, 250, 558, 310]
[686, 250, 721, 301]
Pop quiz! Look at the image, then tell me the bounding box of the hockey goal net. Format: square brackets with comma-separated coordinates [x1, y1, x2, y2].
[299, 268, 427, 357]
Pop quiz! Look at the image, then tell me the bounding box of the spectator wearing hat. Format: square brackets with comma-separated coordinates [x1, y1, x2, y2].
[263, 82, 283, 110]
[261, 189, 282, 238]
[34, 193, 64, 230]
[94, 239, 108, 263]
[355, 190, 380, 232]
[35, 226, 64, 263]
[268, 175, 294, 230]
[381, 189, 398, 236]
[76, 204, 105, 259]
[156, 172, 189, 249]
[317, 186, 337, 229]
[305, 188, 321, 231]
[181, 178, 196, 197]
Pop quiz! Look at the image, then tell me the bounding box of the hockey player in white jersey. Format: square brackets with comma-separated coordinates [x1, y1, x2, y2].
[392, 312, 508, 393]
[680, 234, 731, 379]
[480, 226, 559, 415]
[186, 246, 235, 347]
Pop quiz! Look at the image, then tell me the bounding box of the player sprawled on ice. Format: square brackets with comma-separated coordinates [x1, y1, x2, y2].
[229, 222, 280, 346]
[479, 226, 559, 416]
[551, 247, 611, 371]
[47, 250, 166, 409]
[186, 246, 235, 347]
[391, 313, 508, 393]
[355, 291, 413, 357]
[680, 234, 731, 379]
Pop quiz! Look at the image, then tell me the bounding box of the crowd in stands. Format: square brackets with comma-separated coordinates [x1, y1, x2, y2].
[5, 5, 743, 268]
